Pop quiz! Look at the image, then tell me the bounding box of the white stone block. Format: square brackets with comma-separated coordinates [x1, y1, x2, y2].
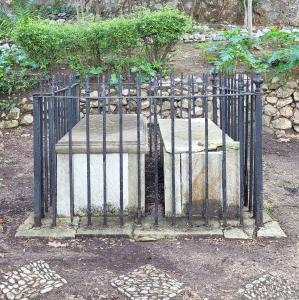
[56, 114, 147, 217]
[159, 118, 240, 218]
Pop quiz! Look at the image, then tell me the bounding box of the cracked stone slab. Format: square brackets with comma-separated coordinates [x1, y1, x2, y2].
[15, 213, 79, 239]
[262, 211, 274, 224]
[257, 221, 287, 239]
[111, 264, 184, 299]
[237, 273, 297, 299]
[0, 260, 66, 300]
[223, 227, 251, 240]
[133, 217, 223, 241]
[76, 216, 133, 238]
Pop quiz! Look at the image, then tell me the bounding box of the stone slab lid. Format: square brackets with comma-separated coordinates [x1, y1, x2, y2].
[56, 114, 148, 154]
[158, 118, 239, 153]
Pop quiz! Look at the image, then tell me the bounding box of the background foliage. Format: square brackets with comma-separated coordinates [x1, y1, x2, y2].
[12, 9, 189, 77]
[207, 28, 299, 80]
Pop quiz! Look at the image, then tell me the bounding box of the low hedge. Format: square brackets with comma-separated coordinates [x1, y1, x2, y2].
[13, 9, 189, 74]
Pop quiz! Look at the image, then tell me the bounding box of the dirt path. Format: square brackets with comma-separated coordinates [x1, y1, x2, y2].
[0, 126, 298, 299]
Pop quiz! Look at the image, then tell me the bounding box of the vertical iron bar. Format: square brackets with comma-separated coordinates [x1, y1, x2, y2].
[118, 75, 124, 226]
[180, 73, 183, 118]
[108, 82, 111, 113]
[253, 74, 264, 227]
[43, 95, 49, 213]
[188, 76, 193, 225]
[159, 72, 163, 118]
[136, 74, 142, 225]
[85, 77, 92, 226]
[203, 74, 209, 225]
[102, 75, 108, 226]
[97, 74, 101, 114]
[233, 75, 237, 140]
[153, 81, 159, 226]
[149, 78, 153, 156]
[221, 79, 227, 226]
[170, 74, 176, 225]
[33, 95, 42, 227]
[211, 69, 218, 124]
[244, 77, 250, 207]
[192, 75, 195, 117]
[67, 81, 74, 224]
[238, 75, 245, 226]
[52, 79, 57, 226]
[128, 70, 131, 113]
[249, 77, 255, 213]
[39, 92, 44, 218]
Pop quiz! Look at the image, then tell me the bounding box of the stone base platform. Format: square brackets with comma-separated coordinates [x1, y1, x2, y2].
[15, 211, 287, 240]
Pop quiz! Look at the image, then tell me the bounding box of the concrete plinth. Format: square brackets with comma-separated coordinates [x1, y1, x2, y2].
[56, 114, 147, 217]
[159, 118, 240, 218]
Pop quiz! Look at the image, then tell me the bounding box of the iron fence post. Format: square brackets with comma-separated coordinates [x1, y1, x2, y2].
[211, 69, 218, 124]
[187, 76, 193, 225]
[238, 75, 245, 226]
[253, 74, 264, 228]
[33, 95, 42, 227]
[136, 74, 142, 226]
[85, 76, 92, 226]
[221, 79, 227, 226]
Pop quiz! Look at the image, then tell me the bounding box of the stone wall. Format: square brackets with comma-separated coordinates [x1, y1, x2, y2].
[36, 0, 299, 26]
[4, 0, 298, 26]
[0, 98, 33, 129]
[1, 79, 299, 139]
[258, 0, 299, 27]
[262, 78, 299, 138]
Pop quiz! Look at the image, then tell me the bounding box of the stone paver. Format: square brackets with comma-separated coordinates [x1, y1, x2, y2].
[223, 227, 251, 240]
[257, 221, 287, 239]
[237, 273, 297, 299]
[15, 210, 286, 241]
[15, 213, 78, 239]
[0, 260, 66, 300]
[111, 264, 184, 299]
[77, 216, 133, 238]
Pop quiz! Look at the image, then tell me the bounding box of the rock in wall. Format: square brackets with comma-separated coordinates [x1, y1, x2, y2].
[257, 0, 299, 26]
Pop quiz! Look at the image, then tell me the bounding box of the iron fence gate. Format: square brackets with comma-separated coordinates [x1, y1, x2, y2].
[32, 71, 264, 229]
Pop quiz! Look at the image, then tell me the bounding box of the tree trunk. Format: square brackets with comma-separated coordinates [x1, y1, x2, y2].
[243, 0, 247, 27]
[247, 0, 253, 36]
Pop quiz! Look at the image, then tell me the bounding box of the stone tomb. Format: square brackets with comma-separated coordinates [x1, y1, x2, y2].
[56, 114, 147, 217]
[159, 118, 240, 218]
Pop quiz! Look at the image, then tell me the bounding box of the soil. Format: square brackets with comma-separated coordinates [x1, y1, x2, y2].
[0, 44, 299, 299]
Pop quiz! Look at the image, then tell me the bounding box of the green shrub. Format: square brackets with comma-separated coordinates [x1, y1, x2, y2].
[0, 0, 36, 40]
[0, 101, 15, 112]
[136, 9, 189, 61]
[0, 48, 38, 95]
[12, 21, 68, 69]
[208, 28, 299, 81]
[12, 9, 189, 76]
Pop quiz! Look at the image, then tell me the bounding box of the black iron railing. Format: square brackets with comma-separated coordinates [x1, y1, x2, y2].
[32, 71, 264, 229]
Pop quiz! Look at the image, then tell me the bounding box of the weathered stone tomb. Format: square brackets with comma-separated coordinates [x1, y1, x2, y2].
[159, 118, 240, 218]
[56, 114, 147, 216]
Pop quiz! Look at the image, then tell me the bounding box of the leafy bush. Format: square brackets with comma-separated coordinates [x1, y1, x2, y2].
[208, 29, 256, 72]
[135, 9, 189, 61]
[0, 48, 38, 95]
[0, 0, 36, 39]
[12, 9, 189, 76]
[208, 28, 299, 80]
[0, 101, 15, 112]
